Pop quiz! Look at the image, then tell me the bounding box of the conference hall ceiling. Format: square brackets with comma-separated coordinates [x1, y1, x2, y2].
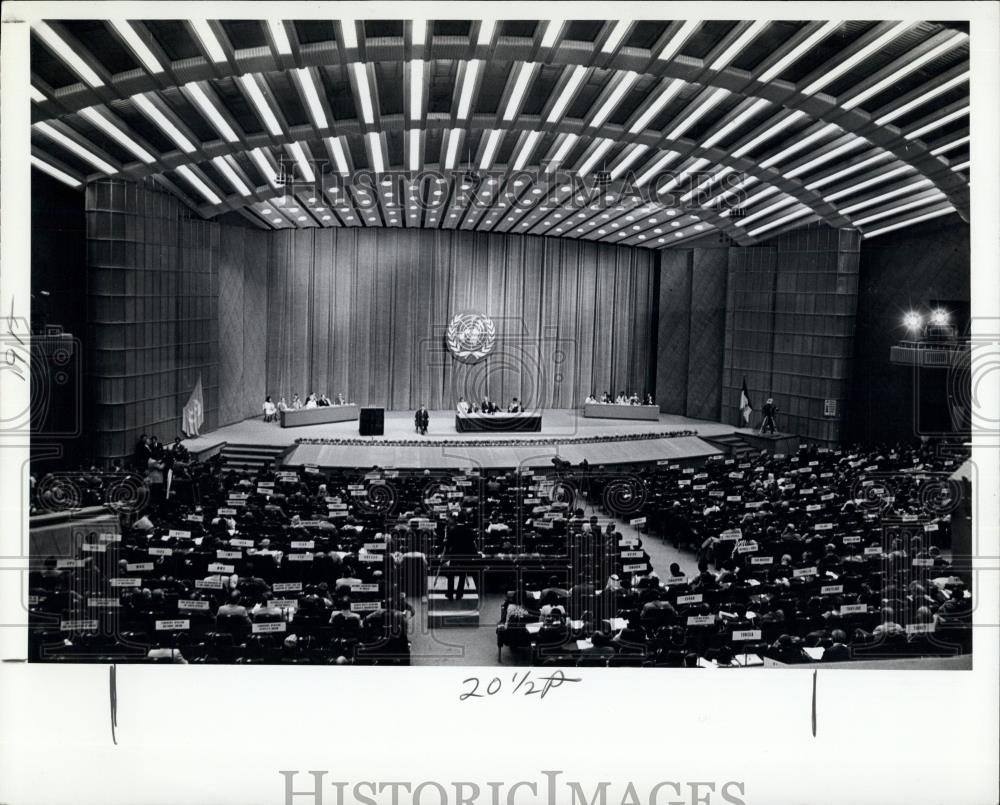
[29, 17, 970, 247]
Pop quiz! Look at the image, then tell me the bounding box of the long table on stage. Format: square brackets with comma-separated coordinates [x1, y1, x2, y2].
[584, 402, 660, 421]
[281, 404, 359, 428]
[455, 412, 542, 432]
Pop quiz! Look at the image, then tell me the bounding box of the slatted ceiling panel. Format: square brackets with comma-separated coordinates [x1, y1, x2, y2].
[872, 60, 969, 111]
[607, 73, 660, 126]
[385, 129, 405, 167]
[927, 115, 970, 142]
[516, 64, 558, 116]
[32, 134, 91, 175]
[160, 87, 221, 142]
[61, 117, 130, 165]
[427, 60, 457, 114]
[232, 151, 263, 188]
[30, 34, 79, 88]
[105, 101, 174, 154]
[144, 20, 202, 61]
[681, 21, 739, 59]
[890, 88, 968, 129]
[499, 21, 538, 38]
[624, 21, 671, 49]
[774, 21, 878, 84]
[293, 21, 335, 44]
[433, 21, 472, 37]
[266, 73, 308, 127]
[424, 128, 443, 166]
[364, 20, 404, 39]
[374, 63, 405, 116]
[345, 135, 368, 170]
[475, 61, 511, 114]
[823, 29, 933, 98]
[731, 21, 808, 71]
[213, 76, 265, 134]
[319, 65, 357, 120]
[197, 159, 229, 192]
[564, 21, 604, 42]
[219, 20, 267, 50]
[60, 20, 139, 75]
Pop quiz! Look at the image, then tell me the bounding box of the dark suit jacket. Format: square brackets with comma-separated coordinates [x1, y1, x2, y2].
[415, 409, 429, 428]
[442, 523, 478, 557]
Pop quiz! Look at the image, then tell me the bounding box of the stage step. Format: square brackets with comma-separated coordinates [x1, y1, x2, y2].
[702, 433, 755, 458]
[220, 443, 288, 471]
[426, 575, 480, 627]
[427, 592, 480, 611]
[427, 608, 481, 628]
[428, 575, 478, 595]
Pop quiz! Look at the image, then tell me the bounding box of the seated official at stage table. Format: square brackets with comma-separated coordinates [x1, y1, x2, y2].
[480, 396, 498, 414]
[629, 392, 640, 405]
[277, 397, 288, 413]
[601, 391, 612, 404]
[304, 393, 318, 409]
[317, 394, 332, 407]
[585, 393, 598, 404]
[615, 391, 628, 404]
[644, 393, 655, 406]
[335, 393, 346, 405]
[290, 394, 302, 409]
[415, 404, 429, 435]
[262, 396, 277, 422]
[456, 397, 471, 414]
[508, 397, 522, 413]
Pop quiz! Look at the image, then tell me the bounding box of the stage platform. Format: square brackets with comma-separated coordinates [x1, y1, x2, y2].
[182, 410, 762, 470]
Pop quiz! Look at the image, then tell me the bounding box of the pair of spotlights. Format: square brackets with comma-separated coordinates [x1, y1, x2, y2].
[903, 308, 950, 330]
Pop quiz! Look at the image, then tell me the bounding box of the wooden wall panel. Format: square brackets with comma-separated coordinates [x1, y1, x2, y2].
[686, 247, 728, 421]
[655, 250, 692, 414]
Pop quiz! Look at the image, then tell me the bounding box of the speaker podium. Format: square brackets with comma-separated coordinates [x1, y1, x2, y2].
[359, 407, 384, 436]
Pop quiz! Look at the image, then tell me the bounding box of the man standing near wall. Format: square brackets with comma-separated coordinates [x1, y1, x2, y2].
[761, 398, 778, 434]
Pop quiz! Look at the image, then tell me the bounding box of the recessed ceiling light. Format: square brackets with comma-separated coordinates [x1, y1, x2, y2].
[667, 209, 678, 216]
[322, 215, 331, 221]
[289, 207, 299, 212]
[658, 238, 665, 243]
[671, 221, 680, 227]
[598, 229, 606, 234]
[262, 208, 272, 214]
[694, 224, 705, 230]
[298, 216, 306, 221]
[653, 228, 662, 234]
[611, 223, 619, 229]
[555, 228, 563, 232]
[272, 217, 281, 223]
[632, 225, 640, 230]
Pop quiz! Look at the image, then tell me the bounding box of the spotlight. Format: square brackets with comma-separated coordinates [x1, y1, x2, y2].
[930, 308, 950, 326]
[903, 311, 923, 330]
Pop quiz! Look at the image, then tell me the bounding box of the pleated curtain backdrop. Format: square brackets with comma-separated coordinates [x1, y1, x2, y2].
[263, 227, 658, 411]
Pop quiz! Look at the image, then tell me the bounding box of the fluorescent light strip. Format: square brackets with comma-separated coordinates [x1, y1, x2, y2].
[547, 65, 588, 124]
[131, 94, 195, 153]
[341, 21, 358, 49]
[930, 135, 970, 156]
[30, 155, 81, 187]
[211, 156, 251, 195]
[479, 129, 503, 169]
[109, 21, 162, 73]
[34, 121, 115, 173]
[601, 20, 631, 53]
[352, 63, 375, 124]
[249, 148, 279, 187]
[667, 87, 729, 140]
[185, 82, 239, 142]
[503, 62, 535, 122]
[802, 21, 910, 95]
[79, 107, 155, 163]
[326, 137, 350, 175]
[547, 133, 578, 169]
[33, 22, 103, 87]
[710, 21, 769, 70]
[680, 166, 734, 203]
[457, 60, 480, 119]
[407, 130, 421, 172]
[628, 78, 685, 134]
[411, 20, 426, 46]
[839, 179, 933, 214]
[513, 131, 543, 170]
[658, 20, 700, 62]
[268, 20, 292, 55]
[805, 152, 893, 190]
[367, 132, 385, 173]
[30, 86, 47, 103]
[410, 60, 424, 120]
[732, 111, 806, 158]
[591, 71, 638, 128]
[905, 106, 969, 140]
[758, 21, 841, 83]
[853, 194, 946, 226]
[659, 157, 711, 193]
[477, 20, 496, 45]
[843, 33, 969, 111]
[710, 176, 758, 207]
[636, 151, 679, 186]
[288, 142, 315, 182]
[177, 164, 221, 205]
[540, 20, 563, 48]
[952, 160, 970, 171]
[190, 20, 227, 63]
[748, 207, 811, 237]
[445, 128, 462, 170]
[702, 98, 769, 148]
[738, 186, 780, 209]
[610, 144, 649, 180]
[295, 68, 328, 129]
[863, 206, 955, 238]
[824, 164, 913, 201]
[875, 71, 970, 126]
[759, 123, 838, 168]
[735, 196, 796, 227]
[240, 74, 283, 137]
[785, 138, 866, 178]
[577, 138, 614, 176]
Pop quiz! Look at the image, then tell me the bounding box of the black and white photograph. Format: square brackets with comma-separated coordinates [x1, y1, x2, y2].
[1, 2, 997, 804]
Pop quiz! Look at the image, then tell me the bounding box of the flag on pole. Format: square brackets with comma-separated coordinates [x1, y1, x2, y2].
[739, 377, 753, 425]
[181, 375, 204, 437]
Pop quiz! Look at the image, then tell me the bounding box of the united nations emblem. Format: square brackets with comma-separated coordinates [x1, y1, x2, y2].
[446, 312, 496, 363]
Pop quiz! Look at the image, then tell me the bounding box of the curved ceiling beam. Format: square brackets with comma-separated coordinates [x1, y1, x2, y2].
[30, 20, 969, 219]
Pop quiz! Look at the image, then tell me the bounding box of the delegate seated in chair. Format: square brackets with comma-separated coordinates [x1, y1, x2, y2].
[262, 396, 277, 422]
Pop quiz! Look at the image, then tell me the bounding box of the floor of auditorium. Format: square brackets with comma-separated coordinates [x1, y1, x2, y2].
[185, 410, 746, 469]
